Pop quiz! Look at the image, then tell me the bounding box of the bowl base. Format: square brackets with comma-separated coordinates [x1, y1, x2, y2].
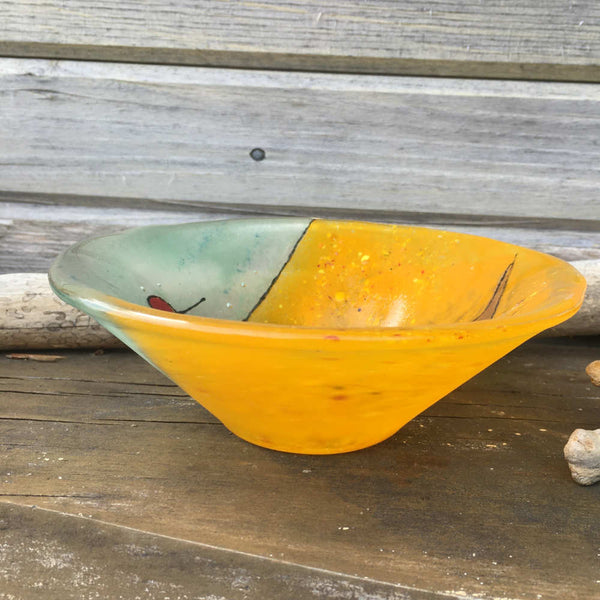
[226, 426, 400, 455]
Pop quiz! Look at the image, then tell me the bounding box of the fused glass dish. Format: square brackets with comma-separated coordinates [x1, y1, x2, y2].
[49, 218, 586, 454]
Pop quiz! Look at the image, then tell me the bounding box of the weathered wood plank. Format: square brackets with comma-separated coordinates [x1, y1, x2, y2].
[1, 340, 599, 599]
[0, 351, 208, 424]
[0, 201, 232, 274]
[0, 503, 449, 600]
[0, 1, 599, 81]
[1, 59, 600, 221]
[2, 198, 599, 278]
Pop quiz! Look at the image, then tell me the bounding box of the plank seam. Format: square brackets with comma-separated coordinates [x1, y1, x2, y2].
[1, 44, 600, 83]
[0, 500, 481, 600]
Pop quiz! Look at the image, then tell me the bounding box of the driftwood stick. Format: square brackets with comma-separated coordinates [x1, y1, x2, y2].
[545, 259, 600, 337]
[0, 260, 598, 350]
[0, 273, 123, 350]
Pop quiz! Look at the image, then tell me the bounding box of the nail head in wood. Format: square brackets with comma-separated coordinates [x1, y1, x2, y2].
[249, 147, 266, 161]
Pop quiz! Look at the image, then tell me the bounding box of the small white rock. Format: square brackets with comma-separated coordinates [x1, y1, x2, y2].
[564, 428, 600, 486]
[585, 360, 600, 387]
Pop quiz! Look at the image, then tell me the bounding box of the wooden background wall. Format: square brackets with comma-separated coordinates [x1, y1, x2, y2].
[1, 0, 599, 274]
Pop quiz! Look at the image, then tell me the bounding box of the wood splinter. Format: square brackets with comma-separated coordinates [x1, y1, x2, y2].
[6, 353, 65, 362]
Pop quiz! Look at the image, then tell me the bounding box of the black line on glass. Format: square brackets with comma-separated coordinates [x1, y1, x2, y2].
[244, 219, 315, 321]
[180, 297, 207, 313]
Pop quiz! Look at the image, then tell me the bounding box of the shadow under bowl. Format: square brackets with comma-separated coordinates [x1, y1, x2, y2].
[49, 218, 586, 454]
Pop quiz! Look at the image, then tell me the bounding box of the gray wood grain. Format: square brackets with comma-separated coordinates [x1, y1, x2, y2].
[0, 503, 450, 600]
[1, 59, 600, 223]
[2, 199, 599, 278]
[1, 1, 600, 81]
[1, 340, 599, 599]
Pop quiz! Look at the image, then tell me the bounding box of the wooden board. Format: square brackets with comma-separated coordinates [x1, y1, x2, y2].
[2, 199, 600, 277]
[1, 59, 600, 224]
[0, 1, 600, 81]
[0, 504, 445, 600]
[1, 338, 599, 599]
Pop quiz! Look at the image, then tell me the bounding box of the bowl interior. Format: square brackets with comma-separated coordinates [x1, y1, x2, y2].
[52, 218, 584, 331]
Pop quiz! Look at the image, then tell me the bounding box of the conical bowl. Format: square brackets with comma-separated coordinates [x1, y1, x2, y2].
[49, 219, 586, 454]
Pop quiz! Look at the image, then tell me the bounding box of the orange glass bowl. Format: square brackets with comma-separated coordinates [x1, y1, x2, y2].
[49, 219, 586, 454]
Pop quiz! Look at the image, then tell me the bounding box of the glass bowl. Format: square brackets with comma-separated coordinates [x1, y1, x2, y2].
[49, 218, 586, 454]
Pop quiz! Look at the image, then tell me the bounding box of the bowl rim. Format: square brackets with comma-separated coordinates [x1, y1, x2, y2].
[49, 218, 587, 344]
